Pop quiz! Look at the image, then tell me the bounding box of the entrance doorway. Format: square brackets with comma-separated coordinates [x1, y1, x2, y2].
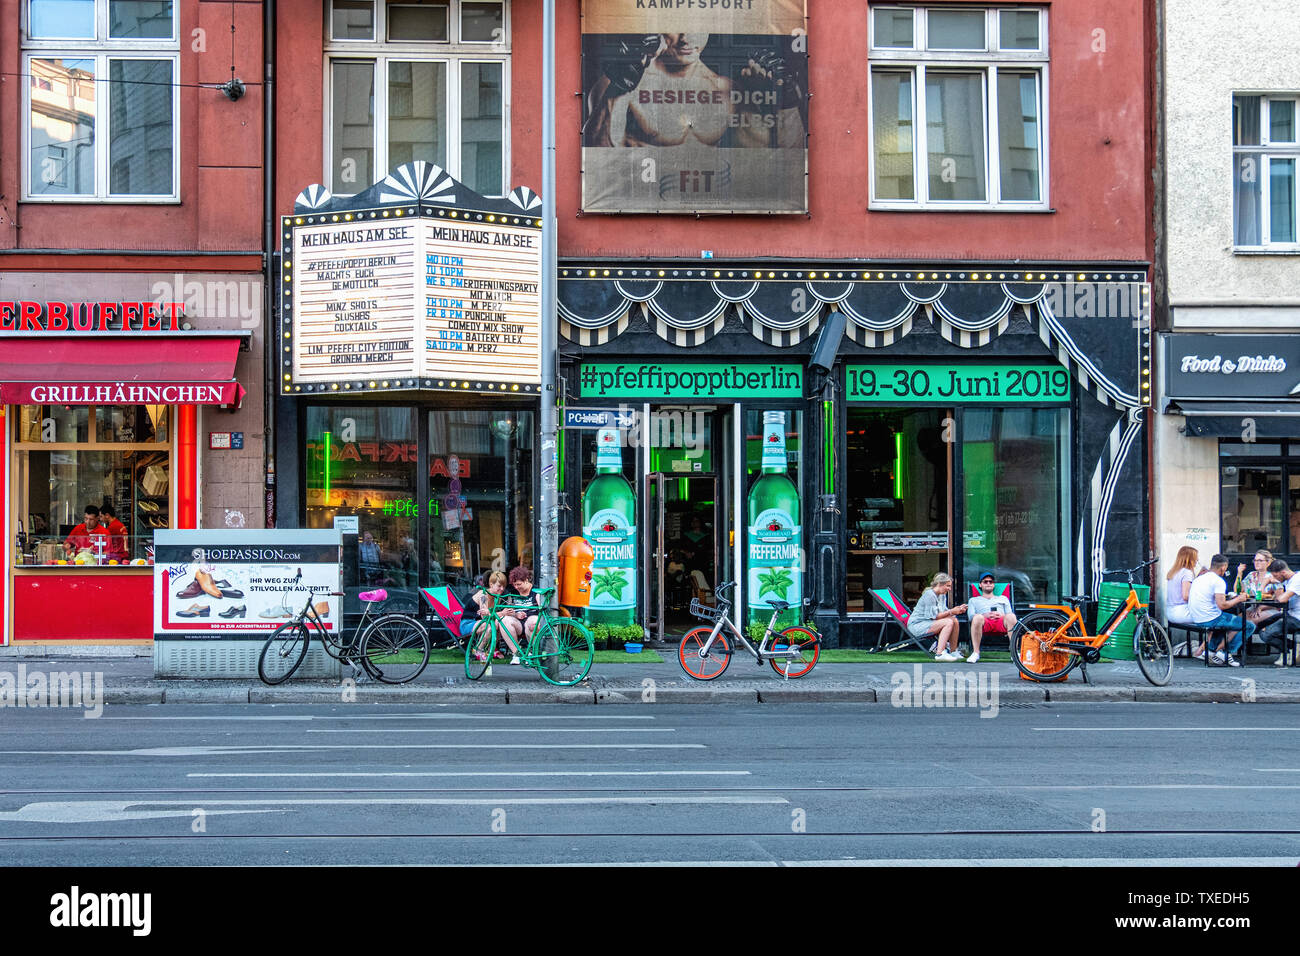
[643, 405, 735, 641]
[843, 408, 952, 610]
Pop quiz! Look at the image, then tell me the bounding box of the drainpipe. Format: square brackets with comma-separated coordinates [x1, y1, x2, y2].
[263, 0, 277, 528]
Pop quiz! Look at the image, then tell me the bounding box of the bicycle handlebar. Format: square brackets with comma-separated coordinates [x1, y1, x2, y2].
[1101, 556, 1159, 579]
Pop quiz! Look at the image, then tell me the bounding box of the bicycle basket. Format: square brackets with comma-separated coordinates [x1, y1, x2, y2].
[689, 598, 724, 622]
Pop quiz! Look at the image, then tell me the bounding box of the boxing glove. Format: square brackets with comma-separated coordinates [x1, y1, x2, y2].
[601, 34, 663, 96]
[739, 49, 804, 110]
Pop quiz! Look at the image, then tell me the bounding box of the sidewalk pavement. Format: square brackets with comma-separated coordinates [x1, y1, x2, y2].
[2, 643, 1298, 704]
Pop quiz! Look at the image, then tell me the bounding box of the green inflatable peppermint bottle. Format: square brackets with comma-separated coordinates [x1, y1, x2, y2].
[747, 410, 801, 629]
[582, 427, 637, 626]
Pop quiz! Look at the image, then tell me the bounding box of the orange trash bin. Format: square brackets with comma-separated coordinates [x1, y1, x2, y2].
[558, 536, 595, 608]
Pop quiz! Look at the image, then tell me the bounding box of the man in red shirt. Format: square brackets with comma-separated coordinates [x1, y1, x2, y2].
[99, 504, 130, 561]
[64, 505, 112, 560]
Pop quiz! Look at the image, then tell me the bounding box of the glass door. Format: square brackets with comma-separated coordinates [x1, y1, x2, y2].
[646, 472, 720, 642]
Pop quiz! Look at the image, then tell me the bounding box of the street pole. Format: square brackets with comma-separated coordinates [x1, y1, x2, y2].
[538, 0, 559, 592]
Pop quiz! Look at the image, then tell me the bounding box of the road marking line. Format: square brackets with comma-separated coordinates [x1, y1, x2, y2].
[463, 857, 1299, 867]
[303, 728, 675, 734]
[102, 714, 657, 721]
[0, 795, 786, 823]
[1032, 727, 1287, 731]
[186, 770, 751, 778]
[1255, 769, 1300, 772]
[0, 744, 706, 756]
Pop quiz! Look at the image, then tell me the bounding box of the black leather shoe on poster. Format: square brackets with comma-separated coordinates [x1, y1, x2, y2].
[176, 605, 210, 618]
[218, 605, 247, 618]
[218, 587, 244, 599]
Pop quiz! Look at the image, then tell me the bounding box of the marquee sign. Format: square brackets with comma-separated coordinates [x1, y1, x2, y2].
[281, 163, 544, 396]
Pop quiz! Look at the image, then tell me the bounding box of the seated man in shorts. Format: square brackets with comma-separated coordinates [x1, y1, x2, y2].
[967, 573, 1017, 664]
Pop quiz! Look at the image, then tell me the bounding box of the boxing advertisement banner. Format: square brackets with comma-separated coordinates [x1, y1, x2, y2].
[581, 0, 808, 214]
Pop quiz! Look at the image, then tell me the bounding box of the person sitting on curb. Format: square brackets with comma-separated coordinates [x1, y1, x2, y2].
[907, 572, 967, 662]
[1186, 553, 1253, 667]
[967, 572, 1016, 664]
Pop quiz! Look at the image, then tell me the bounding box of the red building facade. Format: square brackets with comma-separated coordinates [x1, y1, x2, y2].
[0, 0, 267, 644]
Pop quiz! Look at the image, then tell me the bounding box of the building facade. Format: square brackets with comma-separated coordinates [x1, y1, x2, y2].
[1153, 0, 1300, 604]
[0, 0, 267, 644]
[270, 0, 1156, 646]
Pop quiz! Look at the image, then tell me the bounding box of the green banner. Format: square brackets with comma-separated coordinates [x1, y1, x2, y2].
[846, 364, 1071, 404]
[580, 363, 802, 399]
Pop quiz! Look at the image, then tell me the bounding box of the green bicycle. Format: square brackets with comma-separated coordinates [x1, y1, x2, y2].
[463, 586, 595, 687]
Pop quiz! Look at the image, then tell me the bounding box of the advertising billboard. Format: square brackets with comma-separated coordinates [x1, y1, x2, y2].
[581, 0, 809, 214]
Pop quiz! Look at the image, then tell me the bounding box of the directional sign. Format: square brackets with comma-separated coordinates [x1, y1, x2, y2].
[563, 407, 636, 430]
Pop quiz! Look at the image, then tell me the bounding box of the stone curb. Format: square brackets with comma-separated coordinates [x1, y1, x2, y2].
[1047, 687, 1137, 702]
[507, 687, 597, 704]
[757, 687, 878, 703]
[161, 686, 250, 703]
[104, 688, 165, 705]
[71, 682, 1300, 705]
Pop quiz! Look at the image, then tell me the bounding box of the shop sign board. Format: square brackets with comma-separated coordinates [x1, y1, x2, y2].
[563, 407, 637, 430]
[846, 364, 1071, 404]
[1164, 334, 1300, 399]
[580, 0, 809, 214]
[579, 362, 802, 399]
[283, 207, 542, 394]
[873, 532, 949, 550]
[153, 529, 341, 641]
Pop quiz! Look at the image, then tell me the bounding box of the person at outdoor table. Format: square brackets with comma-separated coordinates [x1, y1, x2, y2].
[967, 572, 1016, 664]
[908, 572, 967, 662]
[1259, 559, 1300, 666]
[63, 505, 112, 560]
[1164, 546, 1202, 627]
[1235, 549, 1282, 633]
[1186, 553, 1254, 666]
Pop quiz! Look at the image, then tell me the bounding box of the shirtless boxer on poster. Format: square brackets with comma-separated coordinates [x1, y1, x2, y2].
[583, 33, 805, 149]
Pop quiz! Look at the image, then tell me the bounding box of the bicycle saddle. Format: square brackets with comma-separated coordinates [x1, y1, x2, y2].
[767, 599, 791, 612]
[359, 589, 388, 603]
[1062, 595, 1091, 606]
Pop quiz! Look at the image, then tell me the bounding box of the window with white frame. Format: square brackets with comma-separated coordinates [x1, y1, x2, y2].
[326, 0, 508, 197]
[1234, 94, 1299, 249]
[23, 0, 178, 200]
[869, 5, 1047, 208]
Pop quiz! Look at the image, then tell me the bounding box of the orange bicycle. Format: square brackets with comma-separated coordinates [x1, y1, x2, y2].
[1011, 557, 1173, 685]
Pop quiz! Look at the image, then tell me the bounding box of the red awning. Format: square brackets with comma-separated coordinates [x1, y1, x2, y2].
[0, 335, 244, 406]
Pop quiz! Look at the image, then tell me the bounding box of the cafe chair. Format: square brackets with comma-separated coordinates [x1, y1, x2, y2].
[869, 587, 929, 653]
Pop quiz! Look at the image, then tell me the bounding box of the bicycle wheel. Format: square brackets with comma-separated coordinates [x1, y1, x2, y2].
[464, 622, 496, 680]
[1134, 616, 1174, 686]
[258, 621, 310, 685]
[1010, 610, 1080, 682]
[537, 618, 595, 686]
[770, 625, 820, 678]
[360, 613, 431, 684]
[678, 626, 731, 680]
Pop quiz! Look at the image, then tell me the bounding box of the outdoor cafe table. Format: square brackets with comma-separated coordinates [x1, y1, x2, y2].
[1235, 599, 1296, 665]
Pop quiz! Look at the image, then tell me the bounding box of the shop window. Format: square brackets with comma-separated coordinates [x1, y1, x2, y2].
[845, 408, 951, 610]
[24, 0, 178, 200]
[961, 407, 1069, 604]
[326, 0, 508, 196]
[743, 408, 803, 627]
[1233, 94, 1300, 249]
[1218, 440, 1300, 554]
[428, 409, 534, 588]
[869, 5, 1047, 208]
[304, 406, 418, 590]
[13, 404, 171, 566]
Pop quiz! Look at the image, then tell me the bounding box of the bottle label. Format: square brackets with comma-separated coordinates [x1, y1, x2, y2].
[761, 418, 787, 470]
[584, 508, 637, 611]
[747, 507, 801, 614]
[595, 428, 623, 470]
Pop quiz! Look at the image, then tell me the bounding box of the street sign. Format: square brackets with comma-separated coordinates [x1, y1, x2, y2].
[563, 407, 636, 430]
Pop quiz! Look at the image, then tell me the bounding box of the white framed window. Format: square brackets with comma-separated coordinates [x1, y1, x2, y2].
[22, 0, 179, 201]
[868, 5, 1048, 210]
[326, 0, 509, 197]
[1234, 94, 1299, 251]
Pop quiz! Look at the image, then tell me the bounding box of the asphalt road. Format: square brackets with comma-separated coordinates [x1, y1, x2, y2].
[2, 702, 1299, 866]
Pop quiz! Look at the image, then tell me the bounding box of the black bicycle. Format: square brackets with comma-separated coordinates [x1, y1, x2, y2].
[257, 577, 450, 685]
